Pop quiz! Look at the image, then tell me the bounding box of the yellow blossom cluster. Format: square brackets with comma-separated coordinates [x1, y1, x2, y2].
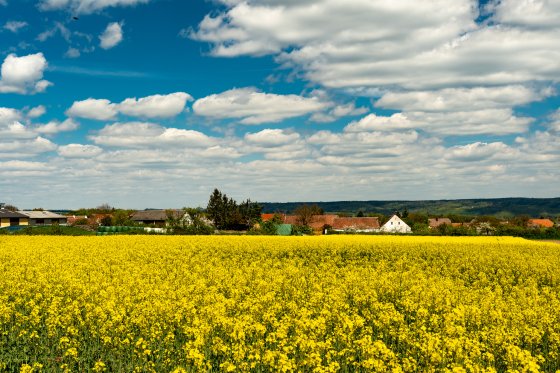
[1, 236, 560, 372]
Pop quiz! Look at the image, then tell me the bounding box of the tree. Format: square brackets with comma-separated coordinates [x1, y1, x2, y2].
[206, 189, 261, 230]
[207, 189, 226, 229]
[2, 204, 19, 212]
[96, 203, 113, 213]
[294, 204, 323, 227]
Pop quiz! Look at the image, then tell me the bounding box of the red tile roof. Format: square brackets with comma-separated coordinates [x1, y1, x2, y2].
[429, 218, 452, 228]
[528, 219, 554, 228]
[332, 217, 380, 230]
[261, 214, 279, 221]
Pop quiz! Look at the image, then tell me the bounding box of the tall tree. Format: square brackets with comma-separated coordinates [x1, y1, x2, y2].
[294, 204, 323, 227]
[207, 189, 225, 229]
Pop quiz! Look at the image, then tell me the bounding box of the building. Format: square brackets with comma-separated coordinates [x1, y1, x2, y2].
[528, 219, 555, 228]
[0, 208, 29, 228]
[331, 217, 380, 233]
[428, 218, 452, 229]
[380, 215, 412, 234]
[282, 214, 338, 233]
[131, 210, 186, 227]
[18, 211, 68, 226]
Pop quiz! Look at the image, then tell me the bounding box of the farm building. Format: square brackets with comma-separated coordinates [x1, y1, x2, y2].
[0, 208, 29, 228]
[380, 215, 412, 234]
[528, 219, 555, 228]
[131, 209, 186, 227]
[428, 218, 452, 229]
[331, 217, 380, 233]
[18, 210, 68, 226]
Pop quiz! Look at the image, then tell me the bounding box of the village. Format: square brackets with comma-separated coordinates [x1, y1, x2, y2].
[1, 200, 558, 238]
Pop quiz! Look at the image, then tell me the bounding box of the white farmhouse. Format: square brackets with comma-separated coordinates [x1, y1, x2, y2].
[380, 215, 412, 234]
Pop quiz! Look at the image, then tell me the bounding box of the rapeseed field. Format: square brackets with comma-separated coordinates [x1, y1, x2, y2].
[1, 236, 559, 372]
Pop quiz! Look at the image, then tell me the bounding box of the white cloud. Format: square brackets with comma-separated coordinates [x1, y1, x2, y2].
[345, 113, 415, 133]
[192, 0, 560, 93]
[0, 137, 57, 159]
[118, 92, 193, 118]
[245, 129, 300, 146]
[4, 21, 28, 33]
[310, 102, 368, 123]
[193, 87, 329, 124]
[66, 92, 192, 120]
[0, 53, 52, 94]
[35, 118, 79, 134]
[58, 144, 103, 158]
[99, 22, 123, 50]
[27, 105, 46, 118]
[90, 122, 215, 148]
[66, 99, 117, 120]
[0, 107, 22, 124]
[375, 86, 545, 112]
[65, 47, 81, 58]
[39, 0, 150, 14]
[344, 109, 532, 136]
[445, 142, 517, 162]
[490, 0, 560, 29]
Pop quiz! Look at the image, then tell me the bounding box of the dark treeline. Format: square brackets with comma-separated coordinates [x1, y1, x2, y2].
[261, 197, 560, 218]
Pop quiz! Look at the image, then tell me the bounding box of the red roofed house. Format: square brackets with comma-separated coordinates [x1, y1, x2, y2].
[331, 217, 380, 233]
[428, 218, 452, 229]
[528, 219, 555, 228]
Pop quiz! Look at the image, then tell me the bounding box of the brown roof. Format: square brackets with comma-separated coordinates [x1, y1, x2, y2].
[0, 208, 28, 219]
[429, 218, 452, 228]
[282, 214, 339, 230]
[332, 217, 380, 230]
[131, 210, 184, 222]
[528, 219, 554, 228]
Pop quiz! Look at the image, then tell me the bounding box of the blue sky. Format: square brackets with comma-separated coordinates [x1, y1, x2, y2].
[1, 0, 559, 209]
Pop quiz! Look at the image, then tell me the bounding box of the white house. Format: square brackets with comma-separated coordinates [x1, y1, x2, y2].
[380, 215, 412, 234]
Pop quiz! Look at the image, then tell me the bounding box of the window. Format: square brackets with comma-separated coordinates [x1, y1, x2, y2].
[36, 219, 45, 225]
[9, 218, 19, 226]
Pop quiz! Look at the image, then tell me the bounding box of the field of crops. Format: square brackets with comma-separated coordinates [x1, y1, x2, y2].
[1, 236, 560, 372]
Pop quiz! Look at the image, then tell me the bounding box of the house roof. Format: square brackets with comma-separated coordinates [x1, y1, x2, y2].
[528, 219, 554, 228]
[18, 210, 67, 219]
[281, 214, 339, 230]
[131, 209, 184, 221]
[0, 208, 28, 219]
[332, 217, 380, 230]
[428, 218, 452, 228]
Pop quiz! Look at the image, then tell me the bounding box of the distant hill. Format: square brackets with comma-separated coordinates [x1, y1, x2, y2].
[261, 198, 560, 218]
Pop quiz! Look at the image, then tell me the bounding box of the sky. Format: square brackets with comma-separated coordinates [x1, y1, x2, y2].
[0, 0, 559, 209]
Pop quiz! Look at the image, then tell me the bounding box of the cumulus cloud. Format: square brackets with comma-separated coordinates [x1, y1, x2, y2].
[345, 110, 532, 136]
[66, 92, 192, 120]
[245, 129, 300, 146]
[35, 118, 79, 135]
[375, 86, 546, 112]
[4, 21, 28, 33]
[58, 144, 103, 158]
[0, 53, 52, 94]
[66, 99, 118, 120]
[100, 22, 123, 50]
[119, 92, 193, 118]
[39, 0, 150, 14]
[27, 105, 46, 118]
[0, 138, 57, 159]
[90, 122, 215, 148]
[193, 87, 329, 124]
[192, 1, 560, 92]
